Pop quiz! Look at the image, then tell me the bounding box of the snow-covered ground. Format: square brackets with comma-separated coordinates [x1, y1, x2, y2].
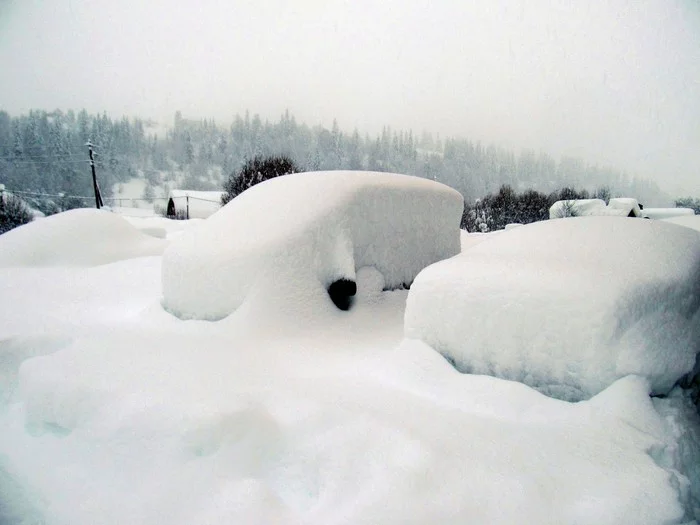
[1, 174, 699, 524]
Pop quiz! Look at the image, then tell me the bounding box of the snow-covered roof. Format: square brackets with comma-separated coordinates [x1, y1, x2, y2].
[642, 207, 695, 220]
[606, 197, 643, 217]
[405, 216, 700, 402]
[162, 171, 463, 320]
[166, 190, 225, 219]
[549, 198, 645, 219]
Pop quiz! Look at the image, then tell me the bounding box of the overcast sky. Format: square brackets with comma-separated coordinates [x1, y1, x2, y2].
[1, 0, 698, 195]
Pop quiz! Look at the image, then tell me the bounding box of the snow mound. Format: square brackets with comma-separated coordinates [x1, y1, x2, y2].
[405, 216, 700, 401]
[162, 171, 463, 320]
[0, 209, 167, 267]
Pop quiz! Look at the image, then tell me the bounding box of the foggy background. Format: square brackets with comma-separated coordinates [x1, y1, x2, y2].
[1, 0, 698, 195]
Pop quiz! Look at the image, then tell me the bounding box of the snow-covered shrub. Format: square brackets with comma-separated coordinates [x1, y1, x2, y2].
[405, 216, 700, 402]
[162, 171, 463, 320]
[221, 155, 300, 205]
[462, 185, 592, 232]
[675, 197, 700, 215]
[0, 192, 33, 235]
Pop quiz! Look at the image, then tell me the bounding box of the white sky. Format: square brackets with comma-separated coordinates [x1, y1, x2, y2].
[1, 0, 699, 195]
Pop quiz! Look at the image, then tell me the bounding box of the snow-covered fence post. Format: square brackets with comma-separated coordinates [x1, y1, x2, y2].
[186, 195, 190, 220]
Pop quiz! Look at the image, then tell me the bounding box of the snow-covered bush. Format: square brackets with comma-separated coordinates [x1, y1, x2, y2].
[405, 216, 700, 401]
[462, 185, 592, 231]
[0, 192, 34, 235]
[221, 155, 300, 205]
[162, 171, 463, 320]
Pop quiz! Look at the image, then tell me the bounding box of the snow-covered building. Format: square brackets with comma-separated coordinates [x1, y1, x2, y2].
[606, 197, 644, 217]
[166, 190, 225, 219]
[643, 207, 695, 220]
[549, 197, 645, 219]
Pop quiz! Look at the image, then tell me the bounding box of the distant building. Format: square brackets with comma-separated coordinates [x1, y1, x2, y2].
[549, 198, 646, 220]
[166, 190, 225, 220]
[606, 198, 644, 218]
[642, 208, 695, 220]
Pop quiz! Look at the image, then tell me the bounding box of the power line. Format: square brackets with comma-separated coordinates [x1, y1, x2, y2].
[10, 189, 94, 200]
[6, 160, 89, 165]
[0, 154, 83, 160]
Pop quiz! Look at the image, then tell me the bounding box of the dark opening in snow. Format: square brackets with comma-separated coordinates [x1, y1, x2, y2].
[328, 279, 356, 311]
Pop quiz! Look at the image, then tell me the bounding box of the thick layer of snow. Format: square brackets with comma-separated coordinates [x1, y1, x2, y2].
[0, 209, 167, 267]
[405, 216, 700, 401]
[162, 171, 463, 320]
[644, 208, 695, 220]
[1, 203, 699, 523]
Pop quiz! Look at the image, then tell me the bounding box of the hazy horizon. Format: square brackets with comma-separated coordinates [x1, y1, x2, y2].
[1, 0, 699, 196]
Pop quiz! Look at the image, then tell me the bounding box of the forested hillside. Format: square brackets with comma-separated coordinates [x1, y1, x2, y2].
[0, 108, 670, 214]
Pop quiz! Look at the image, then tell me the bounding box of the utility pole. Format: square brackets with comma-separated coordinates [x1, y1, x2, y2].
[86, 141, 102, 209]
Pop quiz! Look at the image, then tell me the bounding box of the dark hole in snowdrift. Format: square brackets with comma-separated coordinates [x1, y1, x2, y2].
[328, 279, 356, 311]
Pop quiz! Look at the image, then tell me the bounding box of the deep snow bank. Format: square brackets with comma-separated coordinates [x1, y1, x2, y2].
[162, 171, 463, 320]
[0, 209, 167, 267]
[405, 216, 700, 401]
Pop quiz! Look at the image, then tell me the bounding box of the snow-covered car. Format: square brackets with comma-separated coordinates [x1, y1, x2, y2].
[161, 170, 464, 320]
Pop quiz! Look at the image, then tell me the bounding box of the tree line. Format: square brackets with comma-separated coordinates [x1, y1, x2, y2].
[0, 108, 676, 217]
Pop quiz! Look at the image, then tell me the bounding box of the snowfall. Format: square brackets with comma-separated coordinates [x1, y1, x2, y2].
[1, 171, 699, 525]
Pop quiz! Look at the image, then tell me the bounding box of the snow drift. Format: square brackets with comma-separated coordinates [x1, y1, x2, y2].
[162, 171, 463, 320]
[0, 208, 167, 267]
[405, 216, 700, 401]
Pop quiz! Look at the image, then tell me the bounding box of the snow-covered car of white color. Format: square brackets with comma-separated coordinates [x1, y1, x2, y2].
[405, 216, 700, 402]
[161, 170, 464, 320]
